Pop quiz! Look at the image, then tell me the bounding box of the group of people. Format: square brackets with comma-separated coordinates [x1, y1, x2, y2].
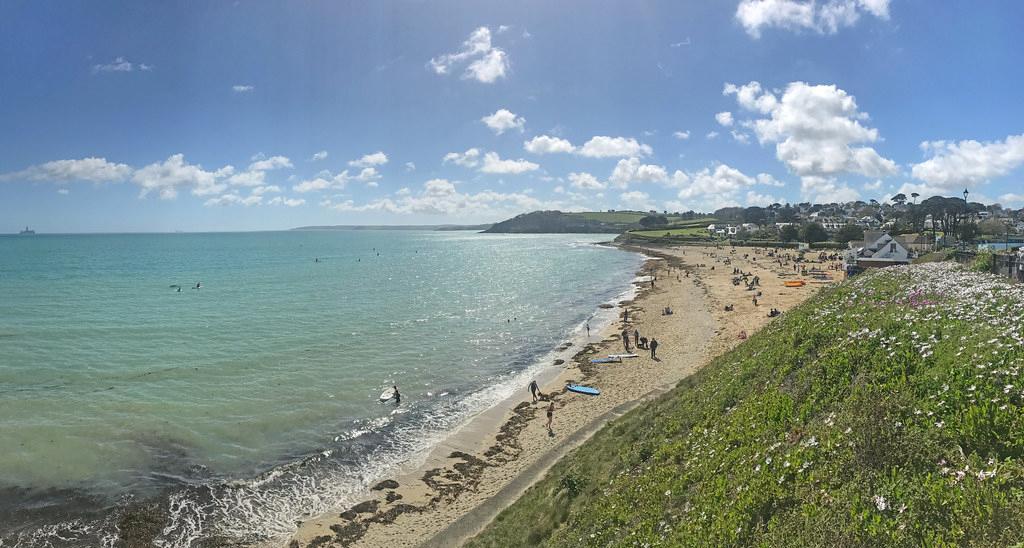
[528, 380, 556, 436]
[621, 327, 659, 359]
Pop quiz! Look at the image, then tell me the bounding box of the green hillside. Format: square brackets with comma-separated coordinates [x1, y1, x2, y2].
[483, 211, 707, 234]
[469, 263, 1024, 547]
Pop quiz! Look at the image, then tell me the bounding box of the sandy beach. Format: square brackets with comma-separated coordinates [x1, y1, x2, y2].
[289, 244, 840, 547]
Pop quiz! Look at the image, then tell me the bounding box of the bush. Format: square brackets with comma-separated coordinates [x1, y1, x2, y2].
[972, 250, 994, 273]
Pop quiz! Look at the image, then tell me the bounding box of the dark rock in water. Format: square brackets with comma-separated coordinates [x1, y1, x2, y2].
[340, 510, 358, 521]
[328, 521, 366, 545]
[116, 502, 166, 548]
[372, 479, 400, 491]
[554, 359, 565, 365]
[385, 491, 403, 503]
[598, 303, 614, 309]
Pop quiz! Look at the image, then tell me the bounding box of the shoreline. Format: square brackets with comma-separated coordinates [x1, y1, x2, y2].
[290, 243, 837, 547]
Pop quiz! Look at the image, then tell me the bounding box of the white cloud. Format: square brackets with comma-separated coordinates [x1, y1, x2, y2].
[250, 185, 281, 195]
[327, 178, 562, 218]
[92, 57, 153, 74]
[706, 131, 720, 140]
[730, 130, 752, 144]
[479, 152, 539, 174]
[863, 179, 883, 190]
[998, 193, 1024, 206]
[57, 188, 70, 195]
[735, 0, 891, 39]
[673, 130, 691, 140]
[727, 80, 896, 202]
[443, 148, 482, 168]
[608, 157, 680, 189]
[910, 134, 1024, 192]
[204, 193, 263, 207]
[348, 151, 389, 168]
[268, 196, 306, 207]
[429, 27, 509, 84]
[405, 162, 416, 172]
[232, 85, 254, 93]
[756, 173, 786, 187]
[577, 136, 652, 158]
[132, 154, 229, 199]
[619, 191, 655, 211]
[226, 169, 266, 187]
[311, 150, 329, 161]
[0, 157, 132, 183]
[524, 135, 575, 154]
[292, 166, 380, 193]
[715, 111, 734, 127]
[568, 172, 606, 190]
[481, 108, 526, 135]
[247, 155, 293, 171]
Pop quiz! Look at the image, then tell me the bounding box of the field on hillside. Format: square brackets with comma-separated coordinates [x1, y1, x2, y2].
[469, 263, 1024, 547]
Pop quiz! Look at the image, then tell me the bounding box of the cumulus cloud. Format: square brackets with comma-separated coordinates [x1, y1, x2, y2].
[325, 178, 562, 218]
[568, 172, 606, 190]
[577, 136, 652, 158]
[311, 150, 329, 161]
[667, 164, 786, 210]
[248, 155, 293, 171]
[443, 148, 482, 168]
[0, 157, 132, 183]
[232, 85, 254, 93]
[715, 111, 735, 127]
[92, 57, 153, 73]
[608, 157, 683, 189]
[267, 196, 306, 207]
[405, 162, 416, 172]
[429, 27, 510, 83]
[348, 151, 389, 168]
[619, 191, 655, 211]
[132, 154, 229, 199]
[706, 131, 720, 140]
[731, 130, 752, 144]
[910, 134, 1024, 192]
[479, 152, 540, 174]
[524, 135, 575, 154]
[726, 80, 896, 202]
[481, 108, 526, 135]
[204, 193, 263, 207]
[735, 0, 891, 38]
[292, 166, 381, 193]
[673, 130, 691, 140]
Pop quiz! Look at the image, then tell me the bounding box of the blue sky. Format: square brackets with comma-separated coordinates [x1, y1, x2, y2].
[1, 0, 1022, 232]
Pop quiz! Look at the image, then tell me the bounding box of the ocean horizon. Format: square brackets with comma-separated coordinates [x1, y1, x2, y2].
[0, 230, 641, 546]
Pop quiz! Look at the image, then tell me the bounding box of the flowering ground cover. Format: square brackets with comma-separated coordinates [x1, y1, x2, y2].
[468, 263, 1024, 547]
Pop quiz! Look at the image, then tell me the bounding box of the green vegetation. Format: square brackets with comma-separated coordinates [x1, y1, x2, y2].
[485, 211, 709, 234]
[469, 263, 1024, 547]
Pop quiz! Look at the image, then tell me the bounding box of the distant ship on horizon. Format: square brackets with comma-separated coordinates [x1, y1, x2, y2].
[18, 226, 35, 235]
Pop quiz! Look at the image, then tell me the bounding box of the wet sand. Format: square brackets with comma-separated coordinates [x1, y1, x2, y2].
[288, 244, 837, 547]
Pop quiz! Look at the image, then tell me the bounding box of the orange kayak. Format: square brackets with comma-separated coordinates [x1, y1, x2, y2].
[784, 280, 806, 287]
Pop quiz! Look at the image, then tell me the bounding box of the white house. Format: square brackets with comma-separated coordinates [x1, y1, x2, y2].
[847, 232, 912, 271]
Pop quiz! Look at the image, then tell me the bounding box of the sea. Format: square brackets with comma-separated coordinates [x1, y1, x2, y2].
[0, 230, 642, 547]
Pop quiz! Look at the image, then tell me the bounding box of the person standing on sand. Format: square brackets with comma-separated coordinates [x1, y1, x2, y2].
[621, 329, 630, 351]
[633, 329, 640, 347]
[546, 401, 555, 435]
[650, 338, 659, 359]
[586, 322, 590, 338]
[529, 380, 540, 402]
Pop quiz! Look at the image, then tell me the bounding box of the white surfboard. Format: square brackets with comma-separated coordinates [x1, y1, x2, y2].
[379, 389, 395, 402]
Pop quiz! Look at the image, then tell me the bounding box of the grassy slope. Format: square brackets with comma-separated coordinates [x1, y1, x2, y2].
[468, 263, 1024, 547]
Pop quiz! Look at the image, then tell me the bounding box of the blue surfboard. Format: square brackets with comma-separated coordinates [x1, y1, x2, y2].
[589, 357, 620, 364]
[566, 384, 600, 396]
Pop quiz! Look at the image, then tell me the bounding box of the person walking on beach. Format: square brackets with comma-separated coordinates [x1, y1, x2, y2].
[546, 401, 555, 436]
[650, 338, 659, 359]
[586, 322, 590, 338]
[529, 380, 540, 403]
[633, 329, 640, 347]
[621, 329, 630, 351]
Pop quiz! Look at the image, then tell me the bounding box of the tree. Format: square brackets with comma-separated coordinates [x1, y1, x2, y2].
[800, 222, 830, 243]
[780, 224, 800, 242]
[891, 193, 907, 206]
[743, 206, 767, 225]
[777, 204, 798, 223]
[834, 225, 865, 244]
[978, 219, 1007, 236]
[638, 214, 668, 228]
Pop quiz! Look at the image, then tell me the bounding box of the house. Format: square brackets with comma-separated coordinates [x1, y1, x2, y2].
[727, 225, 739, 236]
[895, 233, 933, 254]
[978, 211, 992, 219]
[741, 223, 759, 232]
[846, 232, 913, 274]
[819, 217, 846, 231]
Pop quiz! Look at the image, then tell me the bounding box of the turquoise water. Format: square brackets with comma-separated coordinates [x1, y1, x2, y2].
[0, 231, 641, 546]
